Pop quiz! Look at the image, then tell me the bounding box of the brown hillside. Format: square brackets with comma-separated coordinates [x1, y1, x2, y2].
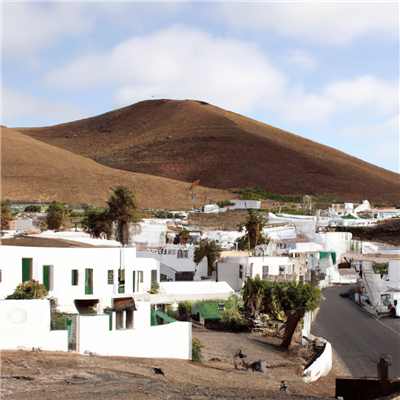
[0, 127, 234, 209]
[16, 99, 400, 204]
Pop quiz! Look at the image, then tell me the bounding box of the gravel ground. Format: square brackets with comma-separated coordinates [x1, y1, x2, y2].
[0, 326, 347, 399]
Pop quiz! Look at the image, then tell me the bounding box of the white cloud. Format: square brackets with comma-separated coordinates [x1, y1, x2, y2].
[338, 115, 399, 140]
[271, 85, 335, 124]
[43, 25, 288, 115]
[2, 3, 95, 59]
[323, 75, 399, 117]
[287, 50, 317, 71]
[2, 2, 159, 61]
[2, 86, 89, 126]
[217, 2, 398, 46]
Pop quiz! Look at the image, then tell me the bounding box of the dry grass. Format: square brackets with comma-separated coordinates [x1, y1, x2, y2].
[1, 126, 234, 209]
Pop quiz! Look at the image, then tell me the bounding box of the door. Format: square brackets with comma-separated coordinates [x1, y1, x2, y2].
[85, 268, 93, 294]
[43, 266, 50, 291]
[22, 258, 32, 282]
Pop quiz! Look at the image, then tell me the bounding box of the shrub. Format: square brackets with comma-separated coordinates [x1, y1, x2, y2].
[192, 338, 205, 363]
[6, 280, 48, 299]
[51, 314, 69, 330]
[167, 306, 179, 319]
[148, 282, 160, 294]
[24, 205, 41, 212]
[217, 200, 233, 207]
[220, 294, 246, 327]
[220, 308, 246, 326]
[178, 300, 193, 315]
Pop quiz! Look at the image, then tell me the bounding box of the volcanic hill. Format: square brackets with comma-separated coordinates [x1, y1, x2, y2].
[13, 99, 400, 204]
[0, 126, 232, 209]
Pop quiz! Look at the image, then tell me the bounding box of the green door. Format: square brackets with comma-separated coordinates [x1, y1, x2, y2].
[85, 269, 93, 294]
[67, 318, 73, 349]
[132, 271, 136, 293]
[43, 266, 50, 291]
[22, 259, 31, 282]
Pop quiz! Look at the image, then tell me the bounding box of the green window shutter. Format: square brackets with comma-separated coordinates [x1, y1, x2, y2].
[71, 270, 75, 285]
[108, 313, 113, 331]
[151, 270, 157, 284]
[132, 271, 136, 293]
[85, 269, 93, 294]
[22, 259, 31, 282]
[43, 266, 50, 291]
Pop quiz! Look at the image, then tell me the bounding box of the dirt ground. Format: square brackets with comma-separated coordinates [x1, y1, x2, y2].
[1, 326, 349, 399]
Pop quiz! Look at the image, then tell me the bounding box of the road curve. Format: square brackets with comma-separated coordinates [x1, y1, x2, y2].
[311, 285, 400, 378]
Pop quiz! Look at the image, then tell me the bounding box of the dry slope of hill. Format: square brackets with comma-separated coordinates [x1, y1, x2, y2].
[16, 99, 400, 204]
[0, 127, 234, 209]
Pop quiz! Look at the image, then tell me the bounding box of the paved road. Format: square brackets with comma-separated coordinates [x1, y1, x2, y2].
[311, 285, 400, 378]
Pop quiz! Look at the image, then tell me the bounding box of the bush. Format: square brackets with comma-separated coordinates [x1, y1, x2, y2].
[70, 211, 85, 217]
[6, 280, 48, 299]
[220, 294, 246, 327]
[178, 300, 193, 315]
[51, 314, 69, 330]
[220, 308, 246, 326]
[192, 338, 205, 363]
[24, 205, 41, 212]
[148, 282, 160, 294]
[217, 200, 233, 208]
[167, 306, 179, 319]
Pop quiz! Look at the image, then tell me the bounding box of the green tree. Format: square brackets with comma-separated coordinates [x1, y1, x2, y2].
[107, 186, 142, 245]
[241, 277, 269, 319]
[265, 281, 321, 348]
[1, 202, 15, 230]
[192, 338, 206, 363]
[237, 210, 267, 250]
[83, 209, 113, 239]
[44, 201, 71, 230]
[6, 280, 48, 299]
[193, 239, 221, 276]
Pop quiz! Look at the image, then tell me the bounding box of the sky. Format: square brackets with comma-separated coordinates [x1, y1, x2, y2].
[2, 1, 399, 173]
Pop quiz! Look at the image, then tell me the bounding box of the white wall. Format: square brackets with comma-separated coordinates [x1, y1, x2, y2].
[138, 248, 208, 280]
[303, 338, 332, 383]
[389, 261, 400, 286]
[79, 301, 191, 360]
[0, 299, 68, 352]
[130, 219, 168, 246]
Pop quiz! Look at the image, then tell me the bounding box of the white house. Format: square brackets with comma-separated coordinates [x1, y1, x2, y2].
[0, 245, 160, 313]
[137, 245, 208, 281]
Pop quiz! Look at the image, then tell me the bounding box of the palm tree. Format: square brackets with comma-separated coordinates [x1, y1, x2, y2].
[193, 239, 221, 276]
[107, 186, 142, 245]
[238, 210, 267, 250]
[241, 277, 269, 319]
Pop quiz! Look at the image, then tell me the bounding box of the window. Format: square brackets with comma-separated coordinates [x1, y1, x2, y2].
[85, 268, 93, 295]
[151, 270, 157, 284]
[118, 269, 125, 294]
[43, 265, 53, 291]
[107, 270, 114, 284]
[0, 269, 2, 282]
[118, 269, 125, 284]
[138, 271, 143, 283]
[71, 270, 79, 285]
[22, 258, 32, 282]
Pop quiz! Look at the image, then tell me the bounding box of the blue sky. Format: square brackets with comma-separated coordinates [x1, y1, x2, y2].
[2, 1, 399, 173]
